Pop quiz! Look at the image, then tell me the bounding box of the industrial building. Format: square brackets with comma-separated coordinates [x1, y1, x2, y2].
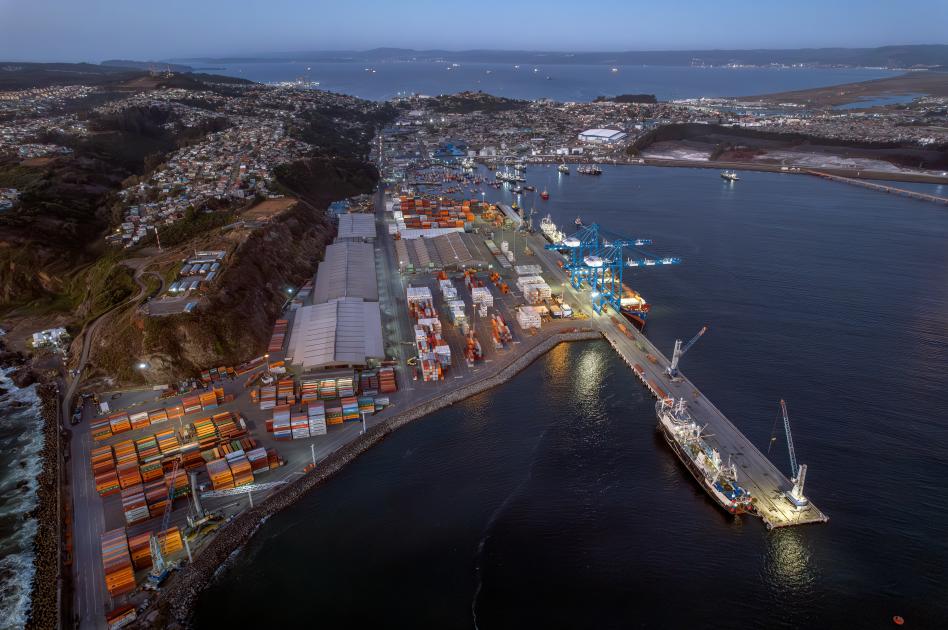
[577, 128, 628, 144]
[336, 212, 377, 241]
[313, 242, 379, 303]
[286, 298, 384, 369]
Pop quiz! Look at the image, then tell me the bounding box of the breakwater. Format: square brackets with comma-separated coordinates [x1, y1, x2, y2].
[145, 329, 601, 628]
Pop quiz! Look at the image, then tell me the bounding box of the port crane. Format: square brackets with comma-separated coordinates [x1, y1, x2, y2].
[146, 459, 181, 589]
[545, 223, 680, 313]
[666, 326, 709, 381]
[779, 399, 809, 508]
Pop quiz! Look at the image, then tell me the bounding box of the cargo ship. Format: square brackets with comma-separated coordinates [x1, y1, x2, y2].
[656, 399, 754, 515]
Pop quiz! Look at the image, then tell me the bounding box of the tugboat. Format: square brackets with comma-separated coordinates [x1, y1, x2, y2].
[720, 171, 740, 182]
[540, 188, 549, 200]
[558, 163, 570, 175]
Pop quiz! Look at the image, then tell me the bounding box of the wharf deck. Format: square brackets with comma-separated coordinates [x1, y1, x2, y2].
[809, 170, 948, 205]
[525, 232, 828, 529]
[597, 322, 828, 528]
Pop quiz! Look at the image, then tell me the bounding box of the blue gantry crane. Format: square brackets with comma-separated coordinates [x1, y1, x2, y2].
[546, 222, 681, 314]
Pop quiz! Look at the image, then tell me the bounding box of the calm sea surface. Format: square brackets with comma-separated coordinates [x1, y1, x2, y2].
[188, 60, 897, 102]
[195, 166, 948, 628]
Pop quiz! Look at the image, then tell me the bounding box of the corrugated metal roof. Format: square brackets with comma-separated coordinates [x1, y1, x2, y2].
[313, 241, 379, 304]
[337, 213, 376, 240]
[287, 298, 383, 369]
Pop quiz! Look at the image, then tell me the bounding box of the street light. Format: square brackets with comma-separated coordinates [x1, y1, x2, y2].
[137, 362, 148, 370]
[264, 353, 270, 372]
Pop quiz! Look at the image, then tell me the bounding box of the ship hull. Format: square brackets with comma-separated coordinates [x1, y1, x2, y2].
[656, 416, 749, 515]
[620, 309, 647, 330]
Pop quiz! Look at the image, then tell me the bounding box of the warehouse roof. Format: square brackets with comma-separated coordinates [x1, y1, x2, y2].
[313, 241, 379, 304]
[578, 128, 625, 139]
[286, 298, 384, 369]
[336, 212, 376, 241]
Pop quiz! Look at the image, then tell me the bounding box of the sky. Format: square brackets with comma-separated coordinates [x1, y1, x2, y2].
[1, 0, 946, 62]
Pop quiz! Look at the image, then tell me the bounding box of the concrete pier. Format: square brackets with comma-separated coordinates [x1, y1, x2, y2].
[528, 232, 828, 529]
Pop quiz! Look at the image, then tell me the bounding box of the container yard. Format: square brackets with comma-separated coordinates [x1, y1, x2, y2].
[70, 158, 821, 630]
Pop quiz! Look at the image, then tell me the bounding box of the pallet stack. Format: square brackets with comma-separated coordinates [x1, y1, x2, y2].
[92, 445, 120, 496]
[101, 528, 135, 597]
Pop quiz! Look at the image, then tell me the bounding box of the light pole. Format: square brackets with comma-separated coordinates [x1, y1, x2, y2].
[264, 353, 270, 372]
[360, 411, 367, 435]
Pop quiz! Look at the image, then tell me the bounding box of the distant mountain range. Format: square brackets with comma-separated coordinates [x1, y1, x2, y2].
[101, 59, 194, 72]
[170, 45, 948, 68]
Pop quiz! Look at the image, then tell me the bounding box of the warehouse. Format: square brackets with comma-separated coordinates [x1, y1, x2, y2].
[313, 241, 379, 303]
[336, 212, 376, 241]
[286, 298, 384, 369]
[577, 128, 627, 144]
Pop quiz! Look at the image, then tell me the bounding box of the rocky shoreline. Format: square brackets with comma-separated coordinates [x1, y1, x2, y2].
[24, 382, 61, 630]
[144, 329, 602, 628]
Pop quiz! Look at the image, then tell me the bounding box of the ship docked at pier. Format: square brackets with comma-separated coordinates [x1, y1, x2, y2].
[656, 399, 754, 515]
[539, 215, 652, 328]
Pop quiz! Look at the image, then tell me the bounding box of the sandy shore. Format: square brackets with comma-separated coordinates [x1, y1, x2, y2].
[141, 330, 602, 628]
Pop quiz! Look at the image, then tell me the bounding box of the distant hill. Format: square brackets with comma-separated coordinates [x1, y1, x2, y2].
[0, 62, 253, 90]
[172, 45, 948, 69]
[101, 59, 194, 73]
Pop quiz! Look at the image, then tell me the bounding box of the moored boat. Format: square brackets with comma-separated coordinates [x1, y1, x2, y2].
[656, 399, 754, 515]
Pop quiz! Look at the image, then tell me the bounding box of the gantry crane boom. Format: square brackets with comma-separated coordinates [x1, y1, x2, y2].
[779, 399, 809, 507]
[780, 399, 798, 479]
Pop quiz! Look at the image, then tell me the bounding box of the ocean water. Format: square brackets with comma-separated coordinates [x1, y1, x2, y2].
[0, 368, 43, 630]
[195, 166, 948, 628]
[188, 60, 898, 102]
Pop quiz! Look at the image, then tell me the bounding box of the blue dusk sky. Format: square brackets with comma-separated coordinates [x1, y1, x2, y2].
[0, 0, 945, 61]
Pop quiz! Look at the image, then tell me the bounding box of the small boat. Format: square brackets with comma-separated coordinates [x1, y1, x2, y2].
[523, 184, 536, 192]
[558, 163, 569, 175]
[540, 189, 549, 200]
[512, 186, 523, 194]
[721, 171, 740, 182]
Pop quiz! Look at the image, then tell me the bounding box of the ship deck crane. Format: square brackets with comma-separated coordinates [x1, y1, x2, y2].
[780, 399, 809, 508]
[667, 326, 708, 381]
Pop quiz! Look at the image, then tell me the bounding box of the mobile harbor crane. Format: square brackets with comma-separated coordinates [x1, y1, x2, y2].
[666, 326, 708, 381]
[779, 399, 809, 508]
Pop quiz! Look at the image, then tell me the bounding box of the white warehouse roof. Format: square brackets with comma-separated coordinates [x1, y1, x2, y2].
[287, 298, 384, 369]
[578, 128, 627, 142]
[313, 241, 379, 304]
[337, 212, 377, 241]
